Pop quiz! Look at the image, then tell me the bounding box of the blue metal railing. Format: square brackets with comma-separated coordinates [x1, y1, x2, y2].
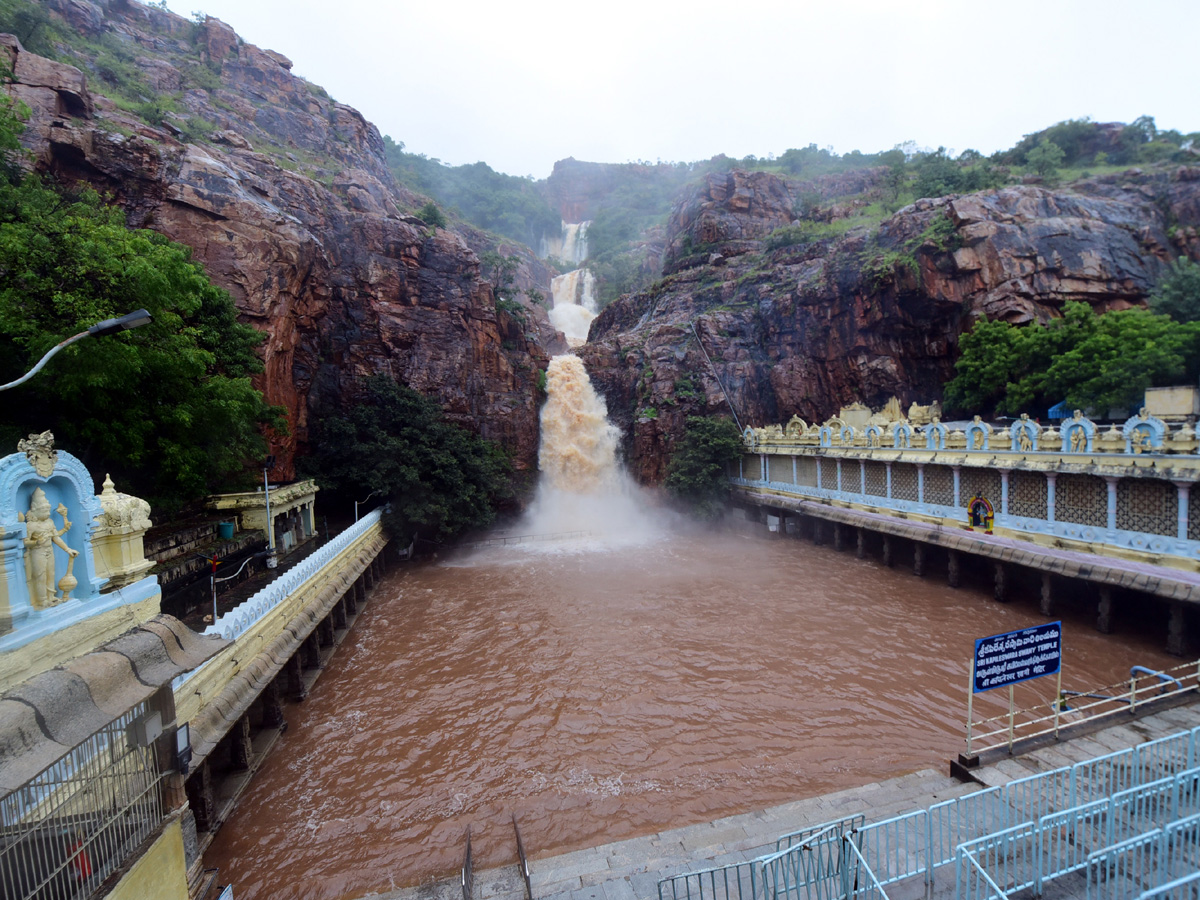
[660, 724, 1200, 900]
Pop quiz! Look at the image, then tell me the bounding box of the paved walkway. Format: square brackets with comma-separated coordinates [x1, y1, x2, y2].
[361, 701, 1200, 900]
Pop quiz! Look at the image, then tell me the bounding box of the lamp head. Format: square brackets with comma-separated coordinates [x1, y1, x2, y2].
[87, 309, 152, 338]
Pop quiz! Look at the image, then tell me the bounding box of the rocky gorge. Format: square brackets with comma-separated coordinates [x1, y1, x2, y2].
[5, 0, 1200, 496]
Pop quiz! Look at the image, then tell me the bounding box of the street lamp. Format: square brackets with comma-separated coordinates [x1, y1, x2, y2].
[263, 455, 277, 568]
[355, 490, 381, 523]
[0, 309, 153, 392]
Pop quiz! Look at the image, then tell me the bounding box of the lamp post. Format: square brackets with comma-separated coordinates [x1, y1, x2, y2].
[355, 490, 381, 523]
[0, 309, 153, 391]
[263, 455, 277, 568]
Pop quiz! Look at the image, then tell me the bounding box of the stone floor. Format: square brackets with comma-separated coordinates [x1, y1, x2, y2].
[360, 701, 1200, 900]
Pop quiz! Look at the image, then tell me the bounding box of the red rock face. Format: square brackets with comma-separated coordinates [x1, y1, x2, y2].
[5, 11, 553, 481]
[582, 168, 1200, 484]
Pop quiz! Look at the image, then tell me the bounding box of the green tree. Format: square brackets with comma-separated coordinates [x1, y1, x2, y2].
[416, 201, 447, 229]
[945, 302, 1200, 416]
[304, 375, 513, 542]
[1025, 139, 1065, 178]
[1148, 258, 1200, 323]
[664, 415, 745, 519]
[0, 179, 282, 513]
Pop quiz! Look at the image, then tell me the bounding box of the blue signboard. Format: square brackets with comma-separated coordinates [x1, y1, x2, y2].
[973, 621, 1061, 693]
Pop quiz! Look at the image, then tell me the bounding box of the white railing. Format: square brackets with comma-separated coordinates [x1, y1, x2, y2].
[204, 509, 382, 643]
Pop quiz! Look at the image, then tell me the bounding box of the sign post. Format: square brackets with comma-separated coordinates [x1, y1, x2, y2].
[966, 621, 1062, 757]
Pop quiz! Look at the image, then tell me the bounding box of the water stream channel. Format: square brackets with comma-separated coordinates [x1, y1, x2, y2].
[204, 358, 1179, 900]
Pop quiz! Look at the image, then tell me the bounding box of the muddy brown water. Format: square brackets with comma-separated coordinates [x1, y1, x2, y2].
[204, 529, 1177, 900]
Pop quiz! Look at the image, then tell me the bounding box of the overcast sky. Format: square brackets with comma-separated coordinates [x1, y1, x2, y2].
[168, 0, 1199, 180]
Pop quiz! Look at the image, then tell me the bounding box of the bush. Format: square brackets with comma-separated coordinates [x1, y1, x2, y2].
[664, 416, 745, 519]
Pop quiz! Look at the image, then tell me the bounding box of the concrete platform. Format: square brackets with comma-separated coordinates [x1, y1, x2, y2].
[359, 700, 1200, 900]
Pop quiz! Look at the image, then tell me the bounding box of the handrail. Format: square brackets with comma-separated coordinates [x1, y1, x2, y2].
[513, 814, 533, 900]
[461, 826, 473, 900]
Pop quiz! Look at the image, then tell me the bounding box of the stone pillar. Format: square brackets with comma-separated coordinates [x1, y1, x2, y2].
[882, 535, 893, 568]
[1040, 572, 1055, 616]
[333, 597, 348, 629]
[185, 761, 215, 833]
[229, 715, 253, 772]
[833, 524, 844, 552]
[345, 581, 359, 614]
[318, 614, 335, 648]
[836, 459, 843, 493]
[999, 470, 1010, 518]
[1175, 483, 1191, 541]
[813, 519, 824, 546]
[815, 458, 823, 490]
[1105, 477, 1119, 533]
[885, 462, 893, 500]
[856, 528, 866, 560]
[1167, 603, 1186, 656]
[859, 459, 866, 497]
[761, 453, 767, 482]
[261, 677, 285, 729]
[792, 456, 797, 485]
[303, 630, 321, 669]
[1046, 473, 1057, 523]
[738, 457, 743, 479]
[286, 652, 307, 702]
[916, 465, 925, 505]
[947, 550, 960, 588]
[952, 466, 961, 508]
[993, 562, 1008, 602]
[365, 563, 376, 589]
[913, 542, 925, 577]
[1096, 586, 1114, 634]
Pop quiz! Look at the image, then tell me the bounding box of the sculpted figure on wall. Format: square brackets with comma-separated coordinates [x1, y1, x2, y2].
[19, 488, 78, 609]
[18, 431, 57, 478]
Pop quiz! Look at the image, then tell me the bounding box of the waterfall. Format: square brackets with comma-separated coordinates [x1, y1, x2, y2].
[540, 220, 590, 264]
[528, 354, 655, 539]
[549, 268, 597, 347]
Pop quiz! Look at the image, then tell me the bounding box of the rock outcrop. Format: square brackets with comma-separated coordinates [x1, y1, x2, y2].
[8, 4, 556, 480]
[581, 168, 1200, 483]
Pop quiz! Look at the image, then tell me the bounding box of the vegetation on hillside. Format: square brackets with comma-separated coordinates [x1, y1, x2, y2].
[303, 375, 513, 542]
[944, 301, 1200, 417]
[664, 416, 745, 519]
[0, 95, 281, 514]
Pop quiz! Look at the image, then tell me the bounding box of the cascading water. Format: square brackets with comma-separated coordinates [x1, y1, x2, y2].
[526, 354, 655, 539]
[545, 221, 597, 347]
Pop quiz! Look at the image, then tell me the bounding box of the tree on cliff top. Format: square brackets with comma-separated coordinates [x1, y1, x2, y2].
[665, 416, 745, 520]
[0, 97, 282, 514]
[1149, 258, 1200, 324]
[944, 302, 1200, 416]
[303, 375, 513, 543]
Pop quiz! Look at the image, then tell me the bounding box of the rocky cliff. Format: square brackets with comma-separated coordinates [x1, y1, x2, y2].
[581, 167, 1200, 483]
[6, 1, 557, 480]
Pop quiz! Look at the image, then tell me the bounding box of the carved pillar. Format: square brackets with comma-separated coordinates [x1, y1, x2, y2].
[833, 524, 844, 552]
[1040, 573, 1055, 616]
[952, 466, 961, 508]
[1175, 483, 1191, 541]
[185, 762, 215, 833]
[916, 465, 925, 505]
[993, 562, 1008, 602]
[261, 677, 285, 729]
[885, 462, 893, 500]
[1046, 473, 1058, 524]
[836, 459, 843, 493]
[912, 543, 925, 577]
[999, 470, 1011, 518]
[286, 652, 307, 702]
[318, 614, 335, 648]
[1105, 477, 1119, 533]
[947, 550, 960, 588]
[333, 597, 348, 629]
[229, 715, 253, 772]
[856, 528, 865, 560]
[1166, 603, 1186, 657]
[882, 535, 893, 568]
[1096, 586, 1114, 634]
